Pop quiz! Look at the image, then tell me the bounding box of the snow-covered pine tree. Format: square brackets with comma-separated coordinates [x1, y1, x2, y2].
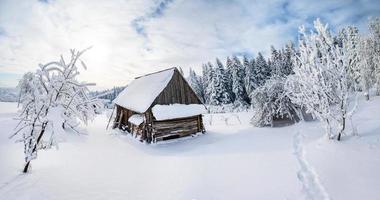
[202, 64, 211, 103]
[12, 48, 100, 173]
[215, 58, 232, 104]
[267, 59, 272, 77]
[241, 56, 249, 80]
[231, 56, 249, 109]
[281, 42, 295, 76]
[270, 46, 282, 77]
[207, 76, 219, 106]
[205, 62, 216, 104]
[225, 57, 235, 102]
[207, 60, 231, 106]
[188, 68, 206, 103]
[255, 52, 270, 88]
[244, 57, 257, 97]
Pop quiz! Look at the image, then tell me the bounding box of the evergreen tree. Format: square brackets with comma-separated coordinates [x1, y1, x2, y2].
[205, 62, 216, 104]
[188, 68, 206, 103]
[245, 57, 257, 97]
[225, 57, 235, 101]
[282, 42, 295, 76]
[241, 56, 249, 79]
[231, 56, 249, 108]
[215, 58, 232, 104]
[270, 46, 282, 76]
[255, 52, 270, 87]
[202, 64, 211, 102]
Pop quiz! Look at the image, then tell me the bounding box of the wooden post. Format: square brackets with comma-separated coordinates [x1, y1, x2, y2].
[117, 112, 124, 129]
[106, 106, 115, 130]
[197, 115, 201, 132]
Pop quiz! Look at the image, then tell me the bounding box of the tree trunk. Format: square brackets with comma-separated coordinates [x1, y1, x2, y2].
[337, 116, 346, 141]
[22, 122, 47, 173]
[324, 118, 333, 139]
[23, 161, 31, 173]
[337, 98, 346, 141]
[365, 88, 370, 101]
[365, 93, 370, 100]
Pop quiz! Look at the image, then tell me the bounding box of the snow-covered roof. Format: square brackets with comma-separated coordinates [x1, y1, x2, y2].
[113, 68, 175, 113]
[128, 114, 145, 126]
[152, 104, 207, 121]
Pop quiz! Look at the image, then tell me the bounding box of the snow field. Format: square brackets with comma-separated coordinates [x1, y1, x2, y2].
[0, 97, 380, 200]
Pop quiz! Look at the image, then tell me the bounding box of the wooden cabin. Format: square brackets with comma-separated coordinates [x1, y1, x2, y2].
[112, 67, 206, 143]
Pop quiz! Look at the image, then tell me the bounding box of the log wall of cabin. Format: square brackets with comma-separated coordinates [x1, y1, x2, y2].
[152, 70, 202, 106]
[152, 115, 201, 142]
[115, 106, 205, 143]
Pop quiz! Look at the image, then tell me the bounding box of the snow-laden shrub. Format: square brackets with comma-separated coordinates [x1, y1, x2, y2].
[251, 75, 299, 127]
[11, 48, 101, 173]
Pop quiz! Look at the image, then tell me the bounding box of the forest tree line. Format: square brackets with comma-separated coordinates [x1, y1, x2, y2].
[187, 18, 380, 140]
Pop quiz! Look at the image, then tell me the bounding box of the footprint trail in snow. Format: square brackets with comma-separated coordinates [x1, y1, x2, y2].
[293, 132, 331, 200]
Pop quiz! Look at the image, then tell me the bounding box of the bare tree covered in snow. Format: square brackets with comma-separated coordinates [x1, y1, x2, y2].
[11, 48, 100, 173]
[286, 19, 357, 140]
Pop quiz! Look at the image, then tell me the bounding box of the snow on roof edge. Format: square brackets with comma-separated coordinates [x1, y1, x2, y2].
[152, 104, 207, 121]
[128, 114, 145, 126]
[113, 68, 175, 113]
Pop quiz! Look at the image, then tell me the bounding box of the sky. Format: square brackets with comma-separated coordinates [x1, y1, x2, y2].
[0, 0, 379, 90]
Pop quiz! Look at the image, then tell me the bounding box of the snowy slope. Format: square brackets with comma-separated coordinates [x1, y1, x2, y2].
[0, 97, 380, 200]
[0, 87, 18, 102]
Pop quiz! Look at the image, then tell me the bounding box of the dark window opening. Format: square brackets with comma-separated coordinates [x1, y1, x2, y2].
[162, 134, 180, 141]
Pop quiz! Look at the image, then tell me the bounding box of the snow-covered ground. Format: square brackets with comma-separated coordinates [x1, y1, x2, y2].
[0, 98, 379, 200]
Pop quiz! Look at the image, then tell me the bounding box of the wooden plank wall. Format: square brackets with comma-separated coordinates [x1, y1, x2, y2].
[152, 70, 202, 106]
[152, 116, 200, 142]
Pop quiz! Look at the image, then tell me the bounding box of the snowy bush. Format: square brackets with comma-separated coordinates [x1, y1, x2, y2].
[251, 76, 299, 127]
[11, 48, 101, 173]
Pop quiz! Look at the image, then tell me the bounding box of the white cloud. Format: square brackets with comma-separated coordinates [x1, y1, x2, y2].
[0, 0, 378, 89]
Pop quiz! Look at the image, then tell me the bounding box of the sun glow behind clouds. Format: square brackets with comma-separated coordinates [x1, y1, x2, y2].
[0, 0, 379, 89]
